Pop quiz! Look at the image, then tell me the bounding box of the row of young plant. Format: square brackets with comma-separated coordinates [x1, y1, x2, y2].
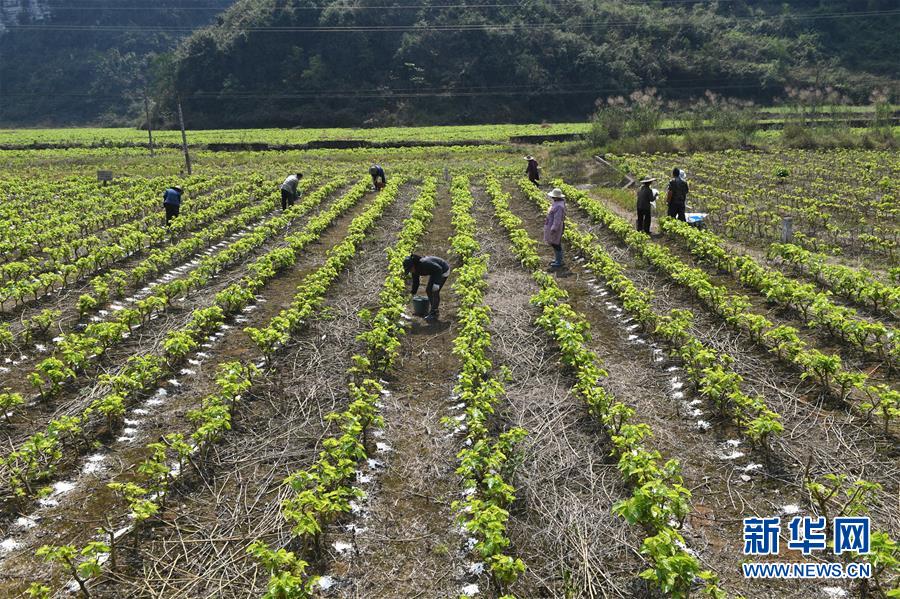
[449, 176, 527, 596]
[527, 181, 900, 596]
[244, 178, 401, 361]
[23, 177, 400, 596]
[249, 178, 427, 598]
[0, 176, 277, 355]
[517, 179, 785, 454]
[660, 216, 899, 365]
[0, 175, 205, 266]
[615, 149, 899, 260]
[77, 174, 302, 316]
[1, 178, 369, 503]
[0, 176, 226, 310]
[767, 242, 900, 318]
[24, 360, 258, 599]
[484, 177, 725, 599]
[557, 183, 899, 434]
[5, 177, 345, 423]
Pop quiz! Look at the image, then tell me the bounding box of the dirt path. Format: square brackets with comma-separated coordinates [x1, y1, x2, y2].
[553, 187, 900, 530]
[471, 185, 645, 598]
[0, 181, 352, 452]
[333, 182, 465, 599]
[502, 183, 875, 598]
[38, 185, 416, 599]
[0, 183, 386, 560]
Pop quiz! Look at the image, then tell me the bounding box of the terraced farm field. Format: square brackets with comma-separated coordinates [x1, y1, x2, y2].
[0, 142, 897, 598]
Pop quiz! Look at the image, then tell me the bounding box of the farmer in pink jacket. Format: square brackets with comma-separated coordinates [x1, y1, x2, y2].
[544, 187, 567, 268]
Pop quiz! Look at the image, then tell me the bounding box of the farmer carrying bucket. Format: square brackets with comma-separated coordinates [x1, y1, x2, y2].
[403, 254, 450, 323]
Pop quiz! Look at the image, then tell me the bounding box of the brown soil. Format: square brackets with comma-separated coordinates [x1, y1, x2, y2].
[0, 184, 396, 578]
[45, 184, 416, 599]
[471, 185, 646, 598]
[501, 182, 878, 598]
[334, 182, 466, 599]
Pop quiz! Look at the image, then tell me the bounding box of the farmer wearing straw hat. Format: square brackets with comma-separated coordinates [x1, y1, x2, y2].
[636, 177, 656, 234]
[544, 188, 567, 269]
[162, 185, 183, 226]
[525, 155, 540, 186]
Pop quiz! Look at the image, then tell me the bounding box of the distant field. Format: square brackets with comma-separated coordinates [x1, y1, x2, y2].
[0, 123, 589, 147]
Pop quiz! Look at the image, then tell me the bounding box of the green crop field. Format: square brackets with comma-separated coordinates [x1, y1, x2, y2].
[0, 137, 897, 599]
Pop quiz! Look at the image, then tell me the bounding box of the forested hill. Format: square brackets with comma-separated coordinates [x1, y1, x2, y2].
[0, 0, 233, 125]
[2, 0, 898, 127]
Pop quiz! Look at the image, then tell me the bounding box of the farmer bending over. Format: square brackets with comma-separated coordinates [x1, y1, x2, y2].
[280, 172, 303, 210]
[403, 254, 450, 323]
[369, 164, 387, 191]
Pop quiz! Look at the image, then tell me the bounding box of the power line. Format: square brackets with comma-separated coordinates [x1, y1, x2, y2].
[5, 8, 900, 32]
[35, 0, 750, 10]
[6, 81, 895, 101]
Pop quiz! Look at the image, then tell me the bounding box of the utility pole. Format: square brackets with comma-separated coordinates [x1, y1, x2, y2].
[143, 89, 155, 157]
[176, 96, 192, 175]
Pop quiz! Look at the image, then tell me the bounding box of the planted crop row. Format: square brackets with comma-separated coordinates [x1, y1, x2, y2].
[767, 242, 900, 318]
[485, 178, 725, 599]
[615, 149, 899, 261]
[558, 183, 899, 434]
[1, 178, 368, 502]
[27, 176, 405, 595]
[244, 178, 401, 361]
[0, 176, 276, 354]
[0, 176, 226, 310]
[516, 179, 784, 453]
[25, 360, 258, 599]
[77, 175, 321, 317]
[661, 217, 899, 365]
[449, 176, 527, 595]
[251, 178, 423, 597]
[7, 177, 345, 422]
[0, 175, 208, 265]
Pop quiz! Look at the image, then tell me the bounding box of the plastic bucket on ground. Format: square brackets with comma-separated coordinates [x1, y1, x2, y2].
[411, 295, 431, 316]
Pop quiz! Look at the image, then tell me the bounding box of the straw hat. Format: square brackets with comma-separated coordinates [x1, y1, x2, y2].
[639, 177, 656, 184]
[172, 185, 183, 193]
[547, 188, 565, 199]
[524, 155, 535, 160]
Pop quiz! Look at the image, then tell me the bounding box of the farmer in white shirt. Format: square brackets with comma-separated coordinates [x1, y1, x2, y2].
[280, 172, 303, 210]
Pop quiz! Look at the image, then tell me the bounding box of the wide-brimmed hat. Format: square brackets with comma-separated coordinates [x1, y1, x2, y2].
[640, 177, 656, 184]
[172, 185, 183, 192]
[547, 188, 565, 199]
[524, 155, 534, 160]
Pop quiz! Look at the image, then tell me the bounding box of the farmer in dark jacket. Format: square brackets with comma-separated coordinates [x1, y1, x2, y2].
[525, 155, 540, 186]
[403, 254, 450, 323]
[636, 177, 656, 234]
[162, 185, 183, 226]
[369, 164, 386, 191]
[666, 168, 688, 222]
